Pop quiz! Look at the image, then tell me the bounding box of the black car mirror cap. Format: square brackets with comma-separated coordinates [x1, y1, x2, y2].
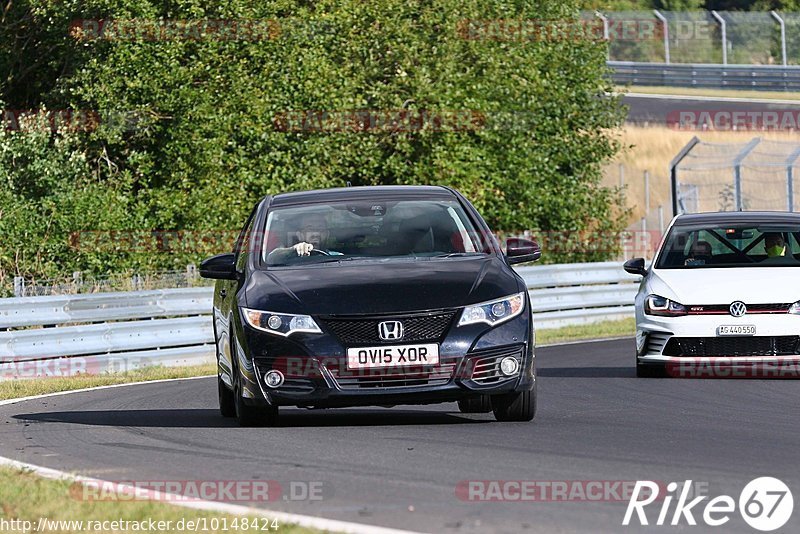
[505, 238, 541, 265]
[623, 257, 648, 276]
[200, 253, 238, 280]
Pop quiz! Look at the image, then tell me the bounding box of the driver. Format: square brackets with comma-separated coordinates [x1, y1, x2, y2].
[267, 212, 341, 262]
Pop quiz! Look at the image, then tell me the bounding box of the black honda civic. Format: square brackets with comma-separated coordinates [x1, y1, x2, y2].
[200, 185, 540, 426]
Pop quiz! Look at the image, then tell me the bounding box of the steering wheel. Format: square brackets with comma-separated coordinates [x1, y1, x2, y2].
[309, 249, 330, 256]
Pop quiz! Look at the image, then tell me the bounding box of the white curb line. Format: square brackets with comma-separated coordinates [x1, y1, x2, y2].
[0, 377, 424, 534]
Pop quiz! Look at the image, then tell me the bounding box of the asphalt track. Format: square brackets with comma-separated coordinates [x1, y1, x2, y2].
[623, 93, 800, 125]
[1, 338, 799, 533]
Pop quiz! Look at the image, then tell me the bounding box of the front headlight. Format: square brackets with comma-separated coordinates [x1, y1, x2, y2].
[644, 295, 688, 317]
[242, 308, 322, 336]
[458, 292, 526, 327]
[789, 301, 800, 315]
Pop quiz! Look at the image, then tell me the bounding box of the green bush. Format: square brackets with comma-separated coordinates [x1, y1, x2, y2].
[1, 0, 627, 289]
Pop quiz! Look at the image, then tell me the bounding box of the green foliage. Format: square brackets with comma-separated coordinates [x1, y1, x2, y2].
[1, 0, 628, 287]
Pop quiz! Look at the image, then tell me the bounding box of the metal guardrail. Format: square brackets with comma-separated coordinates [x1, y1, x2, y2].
[609, 61, 800, 91]
[0, 263, 641, 378]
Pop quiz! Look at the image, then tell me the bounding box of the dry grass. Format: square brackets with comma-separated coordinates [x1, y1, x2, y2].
[619, 86, 800, 101]
[605, 126, 800, 224]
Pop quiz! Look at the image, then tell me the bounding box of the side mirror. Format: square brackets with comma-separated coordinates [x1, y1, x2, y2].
[506, 238, 541, 265]
[623, 257, 647, 276]
[200, 253, 237, 280]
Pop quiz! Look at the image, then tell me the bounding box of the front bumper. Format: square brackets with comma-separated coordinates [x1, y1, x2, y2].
[236, 313, 535, 408]
[637, 313, 800, 366]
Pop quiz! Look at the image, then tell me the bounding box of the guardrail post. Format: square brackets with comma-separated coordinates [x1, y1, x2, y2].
[13, 277, 25, 298]
[711, 11, 727, 66]
[771, 11, 787, 67]
[653, 10, 670, 64]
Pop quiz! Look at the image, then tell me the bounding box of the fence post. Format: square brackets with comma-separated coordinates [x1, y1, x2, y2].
[658, 205, 664, 233]
[711, 11, 727, 66]
[187, 263, 198, 283]
[644, 170, 650, 214]
[771, 11, 787, 67]
[595, 11, 610, 60]
[670, 136, 700, 216]
[13, 277, 25, 298]
[653, 10, 670, 64]
[786, 147, 800, 212]
[619, 163, 625, 189]
[733, 138, 761, 212]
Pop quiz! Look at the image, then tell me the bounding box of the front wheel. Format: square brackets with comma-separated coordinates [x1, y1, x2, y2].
[636, 360, 667, 378]
[233, 372, 279, 427]
[492, 389, 536, 422]
[218, 375, 235, 417]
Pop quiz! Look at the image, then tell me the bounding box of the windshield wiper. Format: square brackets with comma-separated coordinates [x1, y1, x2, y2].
[432, 252, 483, 258]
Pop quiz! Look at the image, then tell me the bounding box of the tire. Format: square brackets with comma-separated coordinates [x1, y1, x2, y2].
[233, 374, 279, 427]
[218, 375, 236, 417]
[636, 361, 667, 378]
[457, 395, 493, 413]
[492, 389, 536, 422]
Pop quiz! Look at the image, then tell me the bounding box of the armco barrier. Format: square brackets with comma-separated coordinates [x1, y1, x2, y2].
[0, 263, 641, 378]
[608, 61, 800, 91]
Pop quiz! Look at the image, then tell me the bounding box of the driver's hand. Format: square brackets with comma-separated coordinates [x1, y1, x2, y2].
[292, 242, 314, 256]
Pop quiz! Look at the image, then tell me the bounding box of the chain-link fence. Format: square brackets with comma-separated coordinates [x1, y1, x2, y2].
[589, 10, 797, 65]
[672, 138, 800, 214]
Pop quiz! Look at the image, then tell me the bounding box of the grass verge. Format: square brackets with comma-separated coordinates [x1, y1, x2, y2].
[618, 85, 800, 101]
[0, 363, 216, 401]
[537, 318, 634, 346]
[0, 467, 316, 534]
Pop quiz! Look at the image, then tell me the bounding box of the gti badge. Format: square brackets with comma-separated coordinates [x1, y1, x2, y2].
[378, 321, 404, 341]
[729, 301, 747, 317]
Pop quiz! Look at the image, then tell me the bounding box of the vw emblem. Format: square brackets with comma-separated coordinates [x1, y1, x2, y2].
[378, 321, 404, 341]
[729, 301, 747, 317]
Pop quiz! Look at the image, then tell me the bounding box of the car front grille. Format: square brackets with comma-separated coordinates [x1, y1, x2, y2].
[326, 357, 459, 389]
[463, 345, 525, 384]
[319, 311, 456, 346]
[686, 303, 792, 315]
[663, 336, 800, 357]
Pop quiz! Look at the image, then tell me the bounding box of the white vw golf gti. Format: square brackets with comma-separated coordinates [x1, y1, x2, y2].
[624, 212, 800, 377]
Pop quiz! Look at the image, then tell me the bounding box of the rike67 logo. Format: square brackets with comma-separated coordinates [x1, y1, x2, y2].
[623, 477, 793, 531]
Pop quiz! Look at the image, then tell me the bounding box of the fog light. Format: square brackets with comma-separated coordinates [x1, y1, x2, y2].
[264, 370, 284, 388]
[500, 357, 520, 376]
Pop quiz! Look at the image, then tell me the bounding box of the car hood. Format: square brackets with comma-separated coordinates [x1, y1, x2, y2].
[649, 267, 800, 305]
[244, 257, 521, 315]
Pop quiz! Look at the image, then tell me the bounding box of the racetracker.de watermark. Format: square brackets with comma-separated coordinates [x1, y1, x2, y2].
[454, 480, 703, 502]
[667, 110, 800, 131]
[70, 18, 280, 41]
[72, 479, 328, 503]
[666, 358, 800, 378]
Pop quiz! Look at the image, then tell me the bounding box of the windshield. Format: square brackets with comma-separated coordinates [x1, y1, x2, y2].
[261, 199, 491, 267]
[656, 223, 800, 269]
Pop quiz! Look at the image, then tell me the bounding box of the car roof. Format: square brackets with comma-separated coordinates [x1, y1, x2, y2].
[674, 211, 800, 226]
[269, 185, 455, 207]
